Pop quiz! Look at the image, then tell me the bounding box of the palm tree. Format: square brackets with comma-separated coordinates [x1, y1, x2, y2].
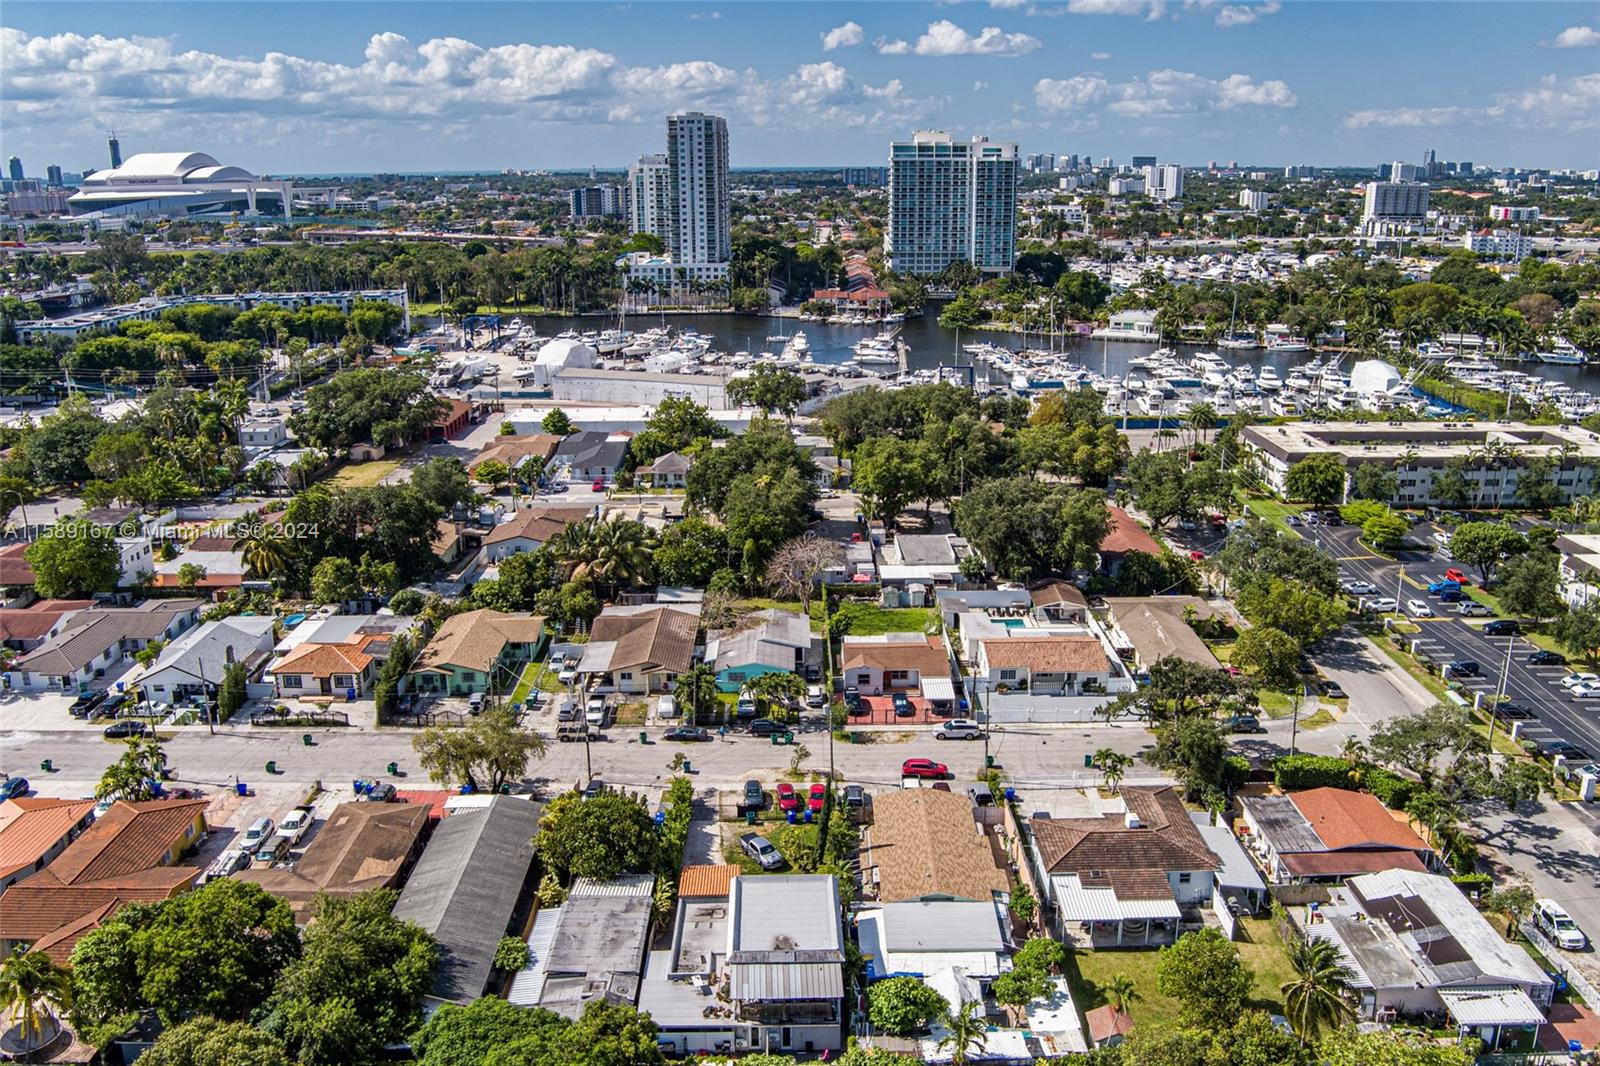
[673, 663, 720, 726]
[214, 376, 250, 433]
[235, 525, 289, 581]
[937, 1000, 988, 1066]
[0, 947, 73, 1058]
[1279, 938, 1356, 1044]
[1094, 748, 1133, 793]
[1185, 402, 1219, 447]
[1100, 974, 1140, 1015]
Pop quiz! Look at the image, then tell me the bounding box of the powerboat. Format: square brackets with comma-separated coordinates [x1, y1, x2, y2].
[1256, 367, 1283, 392]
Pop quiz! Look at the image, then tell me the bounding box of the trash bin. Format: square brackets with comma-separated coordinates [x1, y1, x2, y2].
[39, 758, 51, 772]
[1083, 753, 1094, 768]
[787, 810, 797, 824]
[1004, 787, 1017, 802]
[235, 781, 248, 797]
[784, 731, 795, 744]
[771, 734, 781, 746]
[803, 809, 813, 824]
[302, 733, 314, 746]
[639, 731, 648, 745]
[745, 811, 757, 825]
[265, 760, 277, 774]
[459, 783, 474, 795]
[682, 760, 692, 774]
[985, 755, 995, 768]
[386, 761, 398, 775]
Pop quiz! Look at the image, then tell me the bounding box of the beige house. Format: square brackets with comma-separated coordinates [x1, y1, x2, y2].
[409, 610, 546, 695]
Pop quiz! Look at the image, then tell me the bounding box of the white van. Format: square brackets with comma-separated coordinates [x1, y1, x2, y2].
[1535, 898, 1588, 950]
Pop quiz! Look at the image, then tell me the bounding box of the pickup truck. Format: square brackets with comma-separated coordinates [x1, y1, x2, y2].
[278, 805, 314, 845]
[739, 832, 784, 871]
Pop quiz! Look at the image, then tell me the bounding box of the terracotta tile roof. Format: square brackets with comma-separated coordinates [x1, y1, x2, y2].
[841, 634, 949, 676]
[236, 802, 429, 918]
[0, 600, 93, 643]
[274, 639, 376, 679]
[1030, 787, 1219, 878]
[415, 609, 544, 674]
[433, 397, 472, 428]
[0, 798, 95, 882]
[979, 636, 1108, 674]
[470, 434, 562, 473]
[0, 543, 37, 586]
[483, 506, 592, 547]
[677, 864, 739, 899]
[588, 606, 699, 674]
[1087, 1005, 1135, 1044]
[1100, 505, 1162, 557]
[1288, 787, 1429, 853]
[1279, 849, 1428, 879]
[862, 789, 1010, 904]
[43, 799, 207, 885]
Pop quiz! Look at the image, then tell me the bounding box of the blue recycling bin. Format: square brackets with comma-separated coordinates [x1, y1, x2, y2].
[787, 810, 797, 824]
[803, 809, 813, 824]
[1004, 787, 1017, 802]
[460, 782, 476, 795]
[235, 782, 248, 796]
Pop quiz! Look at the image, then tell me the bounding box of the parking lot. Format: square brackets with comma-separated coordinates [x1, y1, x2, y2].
[1318, 521, 1600, 763]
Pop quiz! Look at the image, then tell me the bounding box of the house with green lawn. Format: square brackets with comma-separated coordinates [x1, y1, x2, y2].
[704, 608, 815, 692]
[409, 609, 546, 695]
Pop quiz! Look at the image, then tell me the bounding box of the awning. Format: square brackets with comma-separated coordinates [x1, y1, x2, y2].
[1051, 875, 1181, 922]
[921, 676, 957, 703]
[1440, 986, 1546, 1028]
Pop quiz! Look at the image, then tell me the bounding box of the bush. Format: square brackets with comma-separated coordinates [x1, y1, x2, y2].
[1222, 755, 1251, 791]
[494, 935, 529, 972]
[1339, 500, 1389, 526]
[1451, 872, 1493, 899]
[867, 976, 946, 1034]
[1362, 767, 1415, 809]
[1273, 754, 1353, 791]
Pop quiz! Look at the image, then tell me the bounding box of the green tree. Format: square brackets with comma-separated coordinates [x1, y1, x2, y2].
[1349, 462, 1399, 502]
[851, 436, 927, 529]
[1497, 550, 1564, 619]
[1318, 1028, 1477, 1066]
[1101, 974, 1140, 1015]
[311, 556, 362, 604]
[536, 790, 657, 882]
[1232, 625, 1301, 688]
[414, 997, 568, 1066]
[867, 975, 947, 1034]
[1094, 748, 1133, 793]
[1235, 576, 1348, 648]
[1448, 522, 1526, 587]
[1486, 882, 1536, 940]
[95, 736, 169, 802]
[410, 458, 478, 513]
[69, 879, 300, 1027]
[474, 459, 511, 494]
[936, 1000, 988, 1066]
[954, 477, 1109, 581]
[412, 708, 546, 793]
[541, 409, 574, 435]
[1553, 601, 1600, 658]
[138, 1018, 290, 1066]
[1284, 454, 1348, 504]
[260, 889, 438, 1066]
[1361, 512, 1410, 551]
[1368, 704, 1481, 787]
[1154, 928, 1254, 1029]
[726, 365, 806, 418]
[218, 660, 248, 720]
[653, 516, 729, 588]
[672, 662, 720, 725]
[485, 1000, 662, 1066]
[24, 519, 121, 597]
[0, 948, 73, 1056]
[1280, 937, 1355, 1044]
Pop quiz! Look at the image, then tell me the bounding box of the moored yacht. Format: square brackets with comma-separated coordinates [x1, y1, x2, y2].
[1256, 366, 1283, 392]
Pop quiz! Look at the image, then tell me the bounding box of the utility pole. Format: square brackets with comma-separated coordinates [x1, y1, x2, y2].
[1487, 634, 1515, 749]
[1289, 682, 1305, 756]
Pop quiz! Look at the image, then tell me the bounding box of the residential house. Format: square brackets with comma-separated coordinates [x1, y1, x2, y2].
[131, 615, 276, 704]
[839, 633, 955, 709]
[509, 874, 655, 1019]
[639, 451, 692, 489]
[1030, 580, 1090, 624]
[1192, 812, 1268, 915]
[704, 608, 814, 692]
[468, 434, 562, 478]
[270, 615, 412, 699]
[391, 796, 544, 1007]
[0, 543, 38, 605]
[0, 799, 207, 962]
[934, 588, 1031, 629]
[1098, 505, 1163, 578]
[0, 600, 93, 654]
[861, 789, 1010, 905]
[408, 609, 546, 695]
[1305, 868, 1552, 1049]
[235, 802, 429, 921]
[974, 636, 1119, 698]
[480, 506, 592, 563]
[1240, 787, 1434, 883]
[1086, 1006, 1134, 1048]
[579, 603, 700, 695]
[1024, 786, 1221, 946]
[11, 599, 204, 693]
[238, 416, 288, 450]
[552, 431, 629, 485]
[793, 434, 847, 490]
[1102, 596, 1222, 672]
[0, 798, 96, 896]
[152, 536, 249, 595]
[855, 900, 1011, 982]
[879, 535, 975, 591]
[433, 519, 466, 567]
[1556, 533, 1600, 607]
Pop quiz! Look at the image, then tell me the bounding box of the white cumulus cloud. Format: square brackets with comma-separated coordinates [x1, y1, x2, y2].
[1066, 0, 1166, 20]
[1214, 0, 1281, 27]
[876, 19, 1042, 56]
[1343, 73, 1599, 131]
[1553, 25, 1600, 47]
[1090, 51, 1113, 59]
[1035, 67, 1294, 115]
[820, 21, 865, 51]
[1035, 74, 1111, 110]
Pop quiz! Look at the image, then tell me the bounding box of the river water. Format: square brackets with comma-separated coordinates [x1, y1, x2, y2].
[496, 311, 1596, 392]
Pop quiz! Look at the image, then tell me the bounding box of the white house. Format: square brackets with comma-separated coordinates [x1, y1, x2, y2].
[132, 615, 276, 704]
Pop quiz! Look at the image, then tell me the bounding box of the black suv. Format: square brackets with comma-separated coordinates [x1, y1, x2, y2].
[1444, 660, 1480, 678]
[68, 690, 107, 719]
[1529, 650, 1568, 666]
[1482, 620, 1520, 636]
[749, 719, 786, 737]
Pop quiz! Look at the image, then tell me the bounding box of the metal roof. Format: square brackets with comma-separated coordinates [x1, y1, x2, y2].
[1193, 818, 1267, 893]
[728, 961, 844, 1002]
[1050, 873, 1181, 922]
[1439, 986, 1547, 1027]
[507, 907, 563, 1007]
[729, 875, 842, 953]
[570, 873, 655, 898]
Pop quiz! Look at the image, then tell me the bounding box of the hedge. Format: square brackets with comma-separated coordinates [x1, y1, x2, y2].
[1450, 872, 1492, 899]
[1362, 767, 1416, 809]
[1273, 754, 1354, 791]
[1223, 754, 1251, 791]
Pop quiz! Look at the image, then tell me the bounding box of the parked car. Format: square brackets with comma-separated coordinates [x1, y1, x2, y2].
[1443, 660, 1480, 678]
[278, 806, 313, 845]
[1491, 702, 1536, 721]
[657, 694, 678, 719]
[1427, 580, 1461, 596]
[742, 780, 765, 811]
[1542, 741, 1592, 761]
[739, 832, 784, 871]
[1362, 597, 1398, 613]
[361, 781, 396, 803]
[202, 848, 250, 884]
[68, 690, 107, 719]
[1342, 580, 1378, 596]
[891, 692, 914, 717]
[0, 776, 28, 800]
[1188, 549, 1206, 561]
[808, 783, 826, 813]
[1483, 620, 1520, 636]
[1570, 682, 1600, 699]
[1438, 588, 1464, 604]
[1535, 899, 1588, 950]
[467, 692, 486, 715]
[1317, 679, 1346, 699]
[844, 687, 862, 713]
[806, 685, 826, 709]
[1406, 599, 1433, 618]
[241, 817, 276, 850]
[1225, 714, 1267, 735]
[748, 719, 786, 737]
[103, 720, 147, 739]
[968, 783, 995, 807]
[585, 694, 608, 727]
[1561, 672, 1600, 689]
[557, 656, 579, 684]
[556, 698, 581, 722]
[900, 758, 948, 779]
[1457, 601, 1492, 617]
[934, 719, 984, 741]
[1529, 650, 1568, 666]
[735, 691, 758, 719]
[254, 833, 294, 867]
[663, 725, 709, 742]
[843, 784, 866, 810]
[90, 692, 127, 720]
[556, 722, 589, 742]
[776, 782, 799, 812]
[1444, 568, 1469, 584]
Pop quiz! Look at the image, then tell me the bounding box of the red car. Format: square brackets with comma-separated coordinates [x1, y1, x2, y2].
[808, 783, 827, 812]
[901, 758, 948, 779]
[1444, 568, 1468, 585]
[1188, 549, 1206, 561]
[591, 477, 605, 492]
[776, 782, 799, 812]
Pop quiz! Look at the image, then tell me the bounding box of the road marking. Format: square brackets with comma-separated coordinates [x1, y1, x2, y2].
[1336, 555, 1379, 562]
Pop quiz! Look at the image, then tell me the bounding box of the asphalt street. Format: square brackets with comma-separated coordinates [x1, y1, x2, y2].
[1313, 520, 1600, 764]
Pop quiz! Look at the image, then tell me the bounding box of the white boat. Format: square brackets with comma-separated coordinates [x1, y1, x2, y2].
[852, 350, 899, 367]
[1217, 334, 1257, 350]
[1266, 337, 1309, 353]
[1270, 394, 1300, 416]
[1256, 367, 1283, 392]
[783, 331, 809, 359]
[1010, 372, 1031, 392]
[1537, 350, 1585, 366]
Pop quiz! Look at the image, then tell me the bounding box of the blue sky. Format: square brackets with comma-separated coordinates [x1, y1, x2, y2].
[3, 2, 1596, 174]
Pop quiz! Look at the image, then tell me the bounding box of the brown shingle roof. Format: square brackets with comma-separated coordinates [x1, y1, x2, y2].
[1289, 787, 1429, 853]
[588, 606, 699, 674]
[1030, 581, 1088, 609]
[1279, 849, 1429, 879]
[862, 789, 1010, 904]
[1087, 1005, 1134, 1044]
[235, 802, 429, 919]
[482, 506, 592, 547]
[470, 435, 562, 473]
[1030, 787, 1219, 877]
[0, 543, 37, 586]
[677, 864, 739, 899]
[979, 637, 1108, 674]
[17, 600, 204, 676]
[841, 635, 948, 676]
[1100, 505, 1162, 557]
[415, 609, 544, 674]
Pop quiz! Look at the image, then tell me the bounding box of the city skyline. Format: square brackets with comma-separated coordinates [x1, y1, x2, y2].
[2, 1, 1596, 173]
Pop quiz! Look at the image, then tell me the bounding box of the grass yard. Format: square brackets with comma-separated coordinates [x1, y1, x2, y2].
[1297, 707, 1337, 731]
[1065, 918, 1296, 1031]
[833, 605, 937, 636]
[1237, 492, 1306, 538]
[506, 662, 546, 709]
[328, 459, 401, 488]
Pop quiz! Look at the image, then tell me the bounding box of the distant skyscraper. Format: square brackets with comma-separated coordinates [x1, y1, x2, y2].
[569, 185, 622, 218]
[1143, 164, 1184, 202]
[626, 153, 670, 242]
[1239, 188, 1272, 212]
[1130, 155, 1157, 168]
[886, 130, 1018, 276]
[1362, 180, 1429, 232]
[1458, 161, 1474, 176]
[6, 157, 21, 183]
[840, 167, 888, 186]
[108, 134, 122, 170]
[1390, 160, 1425, 183]
[665, 111, 731, 267]
[46, 165, 62, 187]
